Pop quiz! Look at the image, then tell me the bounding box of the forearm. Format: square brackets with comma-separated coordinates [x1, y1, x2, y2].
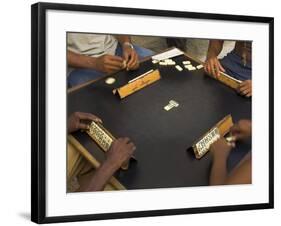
[114, 35, 131, 45]
[207, 40, 224, 59]
[82, 161, 118, 192]
[209, 157, 228, 185]
[67, 50, 97, 69]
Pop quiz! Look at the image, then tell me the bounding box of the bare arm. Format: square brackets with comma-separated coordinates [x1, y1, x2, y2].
[209, 155, 229, 185]
[67, 50, 97, 69]
[209, 138, 232, 185]
[210, 120, 252, 185]
[81, 160, 119, 191]
[207, 40, 224, 59]
[67, 50, 124, 73]
[210, 151, 252, 185]
[226, 153, 252, 185]
[80, 137, 136, 192]
[205, 40, 225, 77]
[114, 35, 139, 70]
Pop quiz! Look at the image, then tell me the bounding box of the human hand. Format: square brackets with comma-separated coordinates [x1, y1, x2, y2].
[67, 112, 102, 133]
[210, 138, 233, 161]
[230, 119, 252, 141]
[204, 57, 225, 78]
[106, 137, 136, 170]
[237, 80, 252, 97]
[94, 54, 124, 73]
[122, 46, 139, 71]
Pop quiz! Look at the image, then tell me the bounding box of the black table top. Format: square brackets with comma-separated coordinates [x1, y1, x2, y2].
[68, 53, 252, 190]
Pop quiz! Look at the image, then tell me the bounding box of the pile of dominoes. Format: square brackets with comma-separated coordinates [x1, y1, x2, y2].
[152, 58, 176, 66]
[152, 58, 204, 72]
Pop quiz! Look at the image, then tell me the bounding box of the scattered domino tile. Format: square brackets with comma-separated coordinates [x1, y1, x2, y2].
[105, 77, 116, 85]
[184, 65, 196, 71]
[169, 100, 179, 107]
[184, 65, 192, 69]
[164, 100, 179, 111]
[182, 60, 191, 65]
[167, 61, 176, 65]
[196, 64, 204, 69]
[157, 58, 177, 66]
[175, 65, 183, 71]
[164, 105, 172, 111]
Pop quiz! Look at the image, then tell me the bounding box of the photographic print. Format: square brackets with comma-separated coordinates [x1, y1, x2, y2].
[67, 34, 252, 192]
[31, 2, 273, 223]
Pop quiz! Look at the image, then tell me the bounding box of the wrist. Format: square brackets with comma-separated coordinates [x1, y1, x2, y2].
[122, 41, 134, 50]
[85, 56, 97, 69]
[207, 53, 217, 60]
[103, 158, 121, 172]
[212, 153, 229, 163]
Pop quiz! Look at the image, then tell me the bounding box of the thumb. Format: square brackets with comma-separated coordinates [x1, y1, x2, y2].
[123, 51, 129, 62]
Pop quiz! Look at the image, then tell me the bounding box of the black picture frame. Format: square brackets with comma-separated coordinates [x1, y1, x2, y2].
[31, 2, 274, 224]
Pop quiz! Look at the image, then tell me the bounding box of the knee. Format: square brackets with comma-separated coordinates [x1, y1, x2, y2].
[68, 69, 104, 87]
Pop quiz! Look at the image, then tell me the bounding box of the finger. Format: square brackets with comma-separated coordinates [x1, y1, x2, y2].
[106, 59, 124, 68]
[204, 63, 208, 73]
[122, 137, 130, 144]
[210, 62, 217, 78]
[230, 125, 241, 135]
[127, 51, 137, 63]
[106, 62, 130, 72]
[215, 62, 221, 77]
[239, 85, 249, 92]
[217, 60, 225, 72]
[123, 52, 129, 62]
[239, 81, 247, 86]
[127, 56, 136, 69]
[129, 61, 139, 71]
[78, 122, 90, 130]
[107, 55, 124, 62]
[93, 117, 102, 123]
[204, 63, 209, 73]
[118, 137, 129, 143]
[242, 88, 250, 95]
[127, 141, 135, 147]
[239, 82, 248, 89]
[106, 65, 123, 73]
[246, 92, 252, 97]
[131, 145, 136, 151]
[127, 56, 138, 70]
[238, 87, 247, 94]
[77, 112, 102, 123]
[206, 63, 211, 75]
[126, 51, 135, 66]
[127, 142, 136, 151]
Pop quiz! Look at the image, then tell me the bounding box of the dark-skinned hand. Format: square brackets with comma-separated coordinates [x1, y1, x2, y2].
[68, 112, 102, 133]
[106, 137, 136, 170]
